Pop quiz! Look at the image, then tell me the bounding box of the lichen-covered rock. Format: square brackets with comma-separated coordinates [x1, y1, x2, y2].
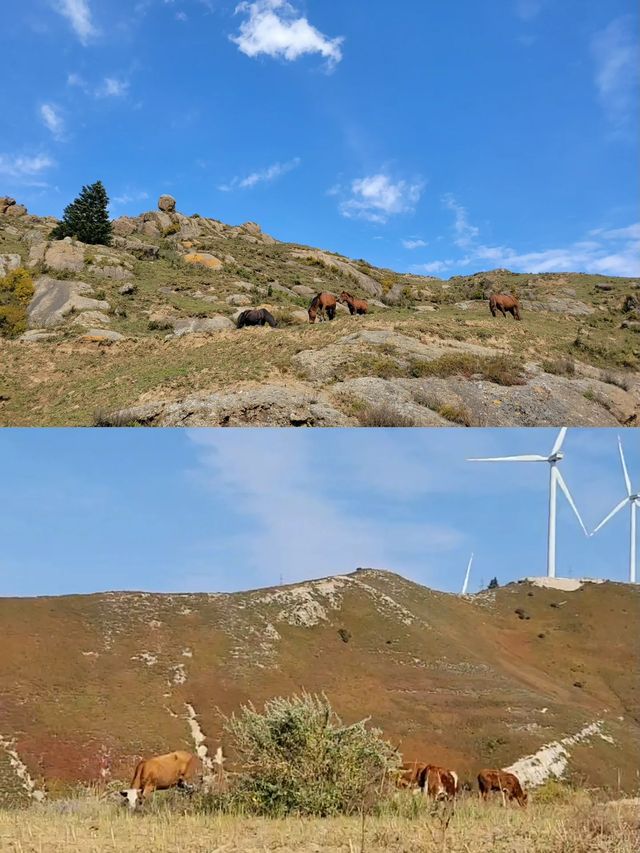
[0, 253, 21, 277]
[171, 315, 234, 336]
[79, 328, 125, 342]
[112, 216, 138, 237]
[182, 252, 222, 270]
[30, 239, 85, 273]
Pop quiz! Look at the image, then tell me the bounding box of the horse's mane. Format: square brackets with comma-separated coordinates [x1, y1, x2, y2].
[309, 294, 320, 310]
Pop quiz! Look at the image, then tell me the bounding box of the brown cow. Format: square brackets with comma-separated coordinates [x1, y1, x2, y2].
[477, 769, 527, 806]
[308, 292, 337, 323]
[489, 293, 521, 320]
[339, 291, 368, 315]
[397, 761, 428, 789]
[419, 764, 459, 800]
[120, 750, 198, 809]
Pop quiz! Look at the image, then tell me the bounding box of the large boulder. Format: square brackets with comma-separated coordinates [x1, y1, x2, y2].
[0, 253, 21, 277]
[182, 252, 222, 270]
[112, 217, 138, 237]
[158, 194, 176, 213]
[1, 197, 27, 216]
[27, 276, 110, 328]
[171, 315, 234, 336]
[29, 239, 85, 273]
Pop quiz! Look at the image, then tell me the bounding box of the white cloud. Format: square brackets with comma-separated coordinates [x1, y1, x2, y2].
[402, 237, 427, 250]
[0, 153, 55, 181]
[591, 16, 639, 131]
[96, 77, 129, 98]
[219, 157, 301, 192]
[39, 103, 65, 140]
[54, 0, 97, 45]
[231, 0, 343, 68]
[111, 190, 149, 207]
[338, 173, 424, 224]
[442, 193, 479, 247]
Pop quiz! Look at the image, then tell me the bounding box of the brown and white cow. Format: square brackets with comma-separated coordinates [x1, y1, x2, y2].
[120, 750, 198, 809]
[419, 764, 459, 800]
[397, 761, 428, 790]
[477, 769, 527, 806]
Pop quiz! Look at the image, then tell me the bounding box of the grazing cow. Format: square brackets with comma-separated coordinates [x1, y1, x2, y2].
[339, 291, 368, 316]
[489, 293, 521, 320]
[120, 750, 198, 809]
[236, 308, 277, 328]
[397, 761, 428, 790]
[308, 292, 337, 323]
[477, 769, 527, 806]
[419, 765, 459, 800]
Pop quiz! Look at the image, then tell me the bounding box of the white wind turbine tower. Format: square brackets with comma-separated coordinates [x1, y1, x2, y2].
[468, 428, 588, 578]
[461, 553, 473, 595]
[592, 437, 638, 583]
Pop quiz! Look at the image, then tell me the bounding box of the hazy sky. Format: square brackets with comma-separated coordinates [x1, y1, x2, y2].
[1, 0, 638, 276]
[1, 427, 637, 597]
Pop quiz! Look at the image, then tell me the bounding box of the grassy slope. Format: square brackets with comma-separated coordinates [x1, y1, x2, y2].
[0, 213, 638, 425]
[1, 571, 638, 798]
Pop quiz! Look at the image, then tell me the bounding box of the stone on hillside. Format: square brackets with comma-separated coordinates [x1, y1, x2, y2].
[286, 309, 311, 325]
[0, 253, 21, 277]
[79, 328, 125, 342]
[72, 311, 112, 326]
[226, 294, 252, 306]
[171, 315, 234, 336]
[119, 282, 137, 295]
[621, 320, 640, 332]
[182, 252, 222, 270]
[292, 284, 315, 297]
[1, 197, 27, 216]
[0, 196, 16, 213]
[101, 385, 350, 427]
[414, 304, 438, 312]
[158, 194, 176, 213]
[19, 329, 58, 342]
[36, 239, 85, 273]
[112, 237, 159, 259]
[27, 276, 110, 328]
[112, 216, 138, 237]
[242, 221, 262, 236]
[140, 219, 161, 238]
[595, 283, 614, 291]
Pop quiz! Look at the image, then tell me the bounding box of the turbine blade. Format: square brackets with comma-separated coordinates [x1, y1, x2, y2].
[592, 496, 630, 534]
[618, 437, 632, 497]
[551, 427, 567, 456]
[462, 553, 473, 595]
[555, 469, 588, 536]
[467, 455, 548, 462]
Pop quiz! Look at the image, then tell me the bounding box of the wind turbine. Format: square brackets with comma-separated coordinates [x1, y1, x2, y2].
[592, 437, 638, 583]
[467, 428, 588, 578]
[461, 553, 473, 595]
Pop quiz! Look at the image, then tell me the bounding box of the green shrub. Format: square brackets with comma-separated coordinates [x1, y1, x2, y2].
[0, 267, 34, 338]
[220, 692, 399, 816]
[50, 180, 112, 245]
[162, 222, 180, 237]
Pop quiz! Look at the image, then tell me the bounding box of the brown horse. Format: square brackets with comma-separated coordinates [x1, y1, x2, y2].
[308, 292, 337, 323]
[339, 291, 368, 315]
[489, 293, 521, 320]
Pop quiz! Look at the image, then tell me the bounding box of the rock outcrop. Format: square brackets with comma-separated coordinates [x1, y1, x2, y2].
[27, 277, 110, 328]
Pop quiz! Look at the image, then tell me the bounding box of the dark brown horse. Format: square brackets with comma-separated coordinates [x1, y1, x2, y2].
[308, 292, 337, 323]
[489, 293, 521, 320]
[236, 308, 277, 328]
[339, 291, 368, 315]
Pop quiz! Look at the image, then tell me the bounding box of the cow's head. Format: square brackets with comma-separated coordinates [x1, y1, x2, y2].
[119, 788, 141, 809]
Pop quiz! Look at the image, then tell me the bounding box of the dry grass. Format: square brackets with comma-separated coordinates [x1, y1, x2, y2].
[0, 792, 637, 852]
[355, 403, 416, 427]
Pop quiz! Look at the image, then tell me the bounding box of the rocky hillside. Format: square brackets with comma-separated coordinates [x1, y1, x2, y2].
[0, 570, 638, 804]
[1, 194, 639, 426]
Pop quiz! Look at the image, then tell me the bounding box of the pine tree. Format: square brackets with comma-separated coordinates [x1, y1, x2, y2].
[488, 577, 499, 590]
[51, 181, 112, 245]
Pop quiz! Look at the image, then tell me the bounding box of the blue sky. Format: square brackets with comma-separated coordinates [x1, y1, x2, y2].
[0, 428, 637, 597]
[1, 0, 638, 277]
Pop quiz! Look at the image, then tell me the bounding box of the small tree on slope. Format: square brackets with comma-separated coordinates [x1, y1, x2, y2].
[51, 180, 112, 245]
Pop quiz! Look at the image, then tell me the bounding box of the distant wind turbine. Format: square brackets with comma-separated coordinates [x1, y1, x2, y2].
[461, 553, 473, 595]
[592, 437, 638, 584]
[468, 428, 588, 578]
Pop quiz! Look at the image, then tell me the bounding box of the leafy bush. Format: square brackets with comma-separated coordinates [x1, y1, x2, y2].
[220, 692, 399, 816]
[50, 180, 112, 245]
[0, 267, 34, 338]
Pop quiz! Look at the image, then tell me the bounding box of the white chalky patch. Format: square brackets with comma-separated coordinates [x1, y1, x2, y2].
[524, 577, 605, 591]
[182, 648, 193, 658]
[171, 664, 187, 685]
[506, 721, 614, 787]
[131, 651, 158, 666]
[82, 651, 99, 657]
[185, 703, 214, 781]
[0, 736, 46, 801]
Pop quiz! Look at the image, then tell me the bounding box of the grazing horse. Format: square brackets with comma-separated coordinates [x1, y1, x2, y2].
[339, 291, 369, 315]
[308, 292, 337, 323]
[236, 308, 277, 328]
[120, 751, 198, 810]
[489, 293, 521, 320]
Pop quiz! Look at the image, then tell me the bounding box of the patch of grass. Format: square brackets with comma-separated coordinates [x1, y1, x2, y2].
[436, 402, 473, 426]
[409, 353, 525, 386]
[542, 356, 576, 377]
[356, 403, 416, 427]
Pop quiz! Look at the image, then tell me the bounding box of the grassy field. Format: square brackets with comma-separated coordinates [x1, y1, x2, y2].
[0, 792, 637, 852]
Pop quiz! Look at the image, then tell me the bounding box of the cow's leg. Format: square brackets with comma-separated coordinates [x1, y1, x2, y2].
[140, 783, 155, 806]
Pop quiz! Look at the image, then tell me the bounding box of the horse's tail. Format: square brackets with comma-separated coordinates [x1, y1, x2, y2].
[489, 294, 497, 317]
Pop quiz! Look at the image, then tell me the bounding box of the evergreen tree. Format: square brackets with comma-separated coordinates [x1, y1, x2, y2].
[488, 577, 499, 590]
[51, 181, 112, 245]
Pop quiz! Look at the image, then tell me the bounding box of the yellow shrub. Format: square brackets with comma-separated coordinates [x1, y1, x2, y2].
[0, 267, 34, 338]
